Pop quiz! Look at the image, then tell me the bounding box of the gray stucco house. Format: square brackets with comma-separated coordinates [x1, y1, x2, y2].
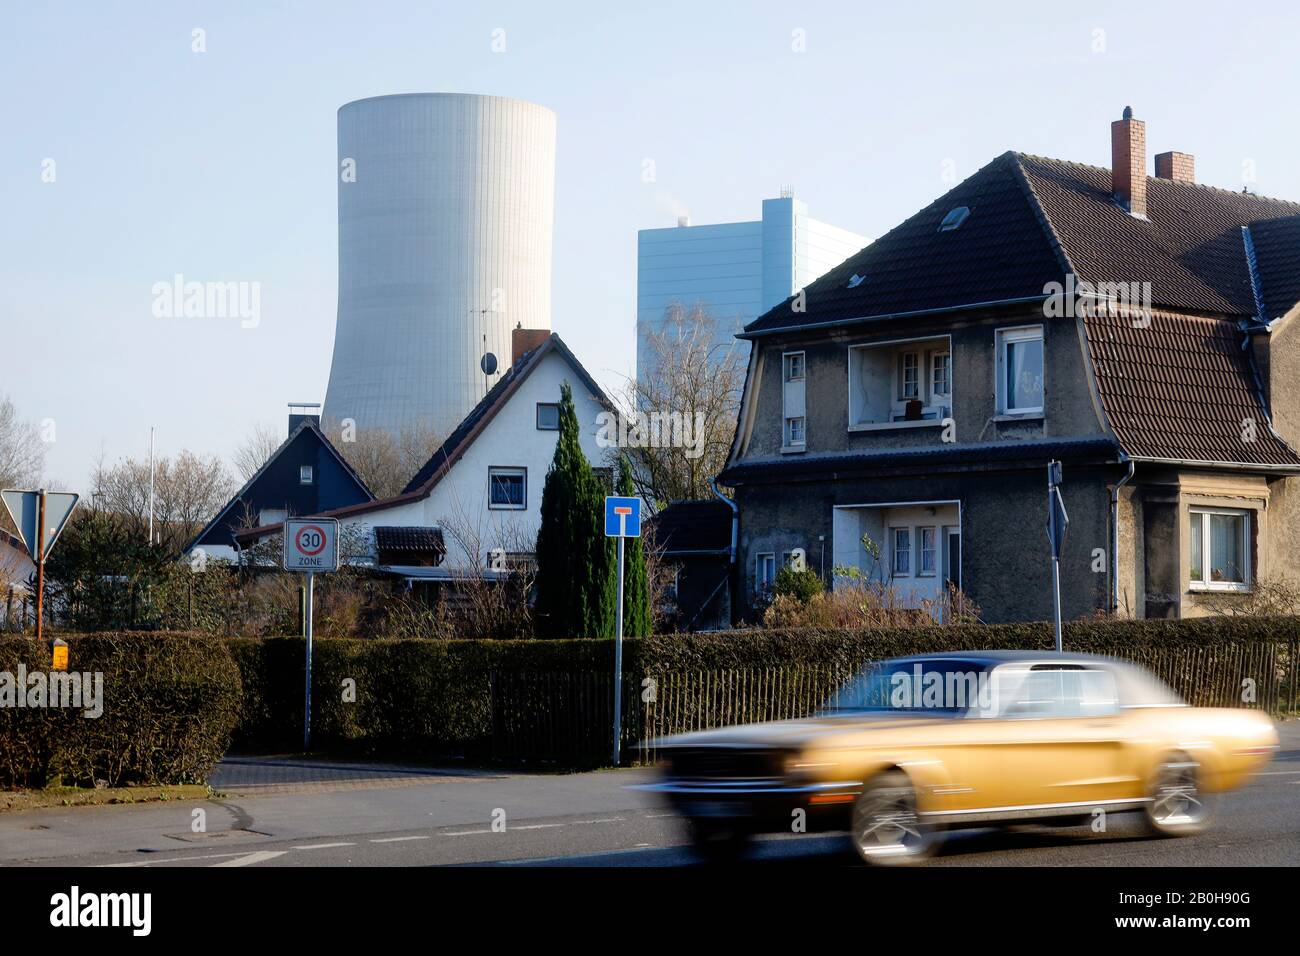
[719, 108, 1300, 624]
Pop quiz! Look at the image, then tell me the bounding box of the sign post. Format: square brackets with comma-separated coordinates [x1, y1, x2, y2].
[283, 518, 339, 751]
[1045, 461, 1069, 653]
[2, 489, 79, 643]
[604, 496, 641, 766]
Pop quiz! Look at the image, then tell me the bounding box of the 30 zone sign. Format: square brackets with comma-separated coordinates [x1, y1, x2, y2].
[283, 518, 339, 572]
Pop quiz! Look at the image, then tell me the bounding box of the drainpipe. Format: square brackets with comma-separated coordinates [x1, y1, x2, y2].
[709, 477, 738, 564]
[709, 478, 739, 625]
[1110, 455, 1135, 615]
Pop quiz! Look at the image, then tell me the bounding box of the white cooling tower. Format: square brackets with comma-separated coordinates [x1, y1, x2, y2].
[323, 93, 556, 437]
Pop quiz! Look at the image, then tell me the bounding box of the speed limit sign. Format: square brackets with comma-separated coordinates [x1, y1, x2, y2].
[283, 518, 339, 572]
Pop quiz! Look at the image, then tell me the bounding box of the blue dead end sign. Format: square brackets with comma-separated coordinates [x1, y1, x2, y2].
[604, 496, 641, 538]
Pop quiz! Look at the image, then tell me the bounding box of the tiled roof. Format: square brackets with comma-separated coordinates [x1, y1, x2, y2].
[648, 500, 733, 554]
[374, 526, 446, 555]
[743, 152, 1300, 336]
[721, 438, 1121, 485]
[1083, 307, 1300, 466]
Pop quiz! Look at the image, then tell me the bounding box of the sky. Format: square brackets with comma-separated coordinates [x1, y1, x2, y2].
[4, 0, 1300, 493]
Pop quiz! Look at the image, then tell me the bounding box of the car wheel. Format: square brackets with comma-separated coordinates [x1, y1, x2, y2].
[1144, 754, 1213, 837]
[688, 818, 751, 863]
[850, 771, 941, 865]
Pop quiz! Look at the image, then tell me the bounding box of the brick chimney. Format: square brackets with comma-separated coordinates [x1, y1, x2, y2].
[1111, 106, 1147, 217]
[511, 324, 550, 368]
[1154, 150, 1195, 184]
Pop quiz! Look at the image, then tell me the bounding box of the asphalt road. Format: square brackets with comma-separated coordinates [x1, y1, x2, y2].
[2, 723, 1297, 868]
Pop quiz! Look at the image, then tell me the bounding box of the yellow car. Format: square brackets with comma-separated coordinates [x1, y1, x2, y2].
[647, 651, 1279, 864]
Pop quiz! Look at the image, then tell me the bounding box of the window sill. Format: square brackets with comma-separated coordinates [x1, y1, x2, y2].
[781, 444, 806, 454]
[993, 412, 1044, 422]
[1188, 584, 1250, 594]
[488, 504, 527, 511]
[848, 420, 945, 433]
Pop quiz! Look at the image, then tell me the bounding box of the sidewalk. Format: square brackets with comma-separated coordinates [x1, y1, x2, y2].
[210, 755, 504, 796]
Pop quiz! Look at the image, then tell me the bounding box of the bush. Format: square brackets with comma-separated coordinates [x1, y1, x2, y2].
[0, 632, 242, 789]
[773, 567, 823, 605]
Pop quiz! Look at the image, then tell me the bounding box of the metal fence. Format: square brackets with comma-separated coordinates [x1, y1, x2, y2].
[488, 639, 1299, 767]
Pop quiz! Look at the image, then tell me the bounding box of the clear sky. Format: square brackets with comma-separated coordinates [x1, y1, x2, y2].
[4, 0, 1299, 492]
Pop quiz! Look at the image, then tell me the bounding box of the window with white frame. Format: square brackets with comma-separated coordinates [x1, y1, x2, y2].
[919, 527, 937, 576]
[996, 326, 1044, 415]
[892, 528, 911, 576]
[1189, 508, 1250, 590]
[488, 467, 527, 510]
[848, 337, 952, 428]
[299, 465, 314, 485]
[756, 552, 776, 594]
[783, 351, 807, 450]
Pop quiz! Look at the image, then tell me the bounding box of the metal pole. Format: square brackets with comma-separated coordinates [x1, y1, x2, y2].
[613, 535, 625, 766]
[34, 489, 46, 642]
[1051, 553, 1063, 652]
[304, 572, 314, 751]
[1048, 464, 1063, 652]
[147, 426, 155, 546]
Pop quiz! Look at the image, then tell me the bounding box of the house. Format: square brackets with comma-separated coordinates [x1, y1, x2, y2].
[232, 329, 614, 586]
[185, 404, 375, 562]
[720, 107, 1300, 624]
[649, 498, 735, 631]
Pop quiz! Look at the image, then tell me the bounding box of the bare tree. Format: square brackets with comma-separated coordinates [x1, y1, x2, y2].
[0, 394, 46, 490]
[616, 303, 744, 508]
[326, 420, 442, 498]
[233, 422, 283, 481]
[94, 450, 235, 555]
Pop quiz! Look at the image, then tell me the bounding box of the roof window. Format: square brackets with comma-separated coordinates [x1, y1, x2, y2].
[938, 206, 971, 232]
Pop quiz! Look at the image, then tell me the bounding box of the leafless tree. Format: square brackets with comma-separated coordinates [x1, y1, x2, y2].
[233, 422, 283, 481]
[615, 303, 744, 508]
[0, 394, 46, 491]
[93, 449, 236, 555]
[325, 420, 443, 498]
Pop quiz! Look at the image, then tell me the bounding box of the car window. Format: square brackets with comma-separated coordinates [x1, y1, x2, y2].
[996, 667, 1119, 719]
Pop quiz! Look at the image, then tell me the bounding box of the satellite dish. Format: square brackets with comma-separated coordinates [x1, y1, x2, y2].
[480, 352, 498, 376]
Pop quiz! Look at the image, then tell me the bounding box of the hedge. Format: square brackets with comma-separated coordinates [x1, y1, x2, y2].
[225, 617, 1300, 758]
[0, 632, 242, 789]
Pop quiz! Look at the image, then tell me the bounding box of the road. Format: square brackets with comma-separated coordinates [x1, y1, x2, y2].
[2, 723, 1297, 868]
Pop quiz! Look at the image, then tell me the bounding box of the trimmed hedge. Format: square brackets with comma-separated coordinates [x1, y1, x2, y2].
[0, 632, 242, 789]
[225, 617, 1300, 757]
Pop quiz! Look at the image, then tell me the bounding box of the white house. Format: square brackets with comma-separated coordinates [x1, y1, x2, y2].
[234, 329, 613, 582]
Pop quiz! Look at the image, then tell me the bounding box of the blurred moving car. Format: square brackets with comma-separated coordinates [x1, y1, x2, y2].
[644, 652, 1278, 864]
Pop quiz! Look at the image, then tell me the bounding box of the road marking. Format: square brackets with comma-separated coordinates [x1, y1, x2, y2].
[512, 824, 564, 831]
[573, 817, 625, 825]
[99, 851, 264, 867]
[445, 828, 494, 836]
[1254, 770, 1300, 775]
[370, 835, 430, 843]
[291, 842, 356, 850]
[213, 850, 287, 867]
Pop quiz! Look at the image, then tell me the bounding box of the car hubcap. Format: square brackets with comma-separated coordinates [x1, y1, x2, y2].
[854, 786, 925, 858]
[1151, 760, 1206, 826]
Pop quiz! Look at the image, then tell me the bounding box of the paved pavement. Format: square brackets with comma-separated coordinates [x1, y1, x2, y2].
[1, 724, 1297, 868]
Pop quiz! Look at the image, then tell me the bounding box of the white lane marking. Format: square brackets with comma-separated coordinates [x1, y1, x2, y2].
[370, 835, 430, 843]
[644, 812, 675, 818]
[512, 824, 564, 831]
[572, 817, 625, 825]
[99, 851, 264, 867]
[1254, 770, 1300, 775]
[291, 842, 356, 850]
[213, 850, 287, 868]
[445, 828, 494, 836]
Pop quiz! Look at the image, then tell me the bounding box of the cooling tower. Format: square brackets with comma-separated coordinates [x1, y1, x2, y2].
[323, 93, 556, 437]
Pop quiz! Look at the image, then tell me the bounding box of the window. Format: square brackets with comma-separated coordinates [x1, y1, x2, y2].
[1189, 508, 1249, 590]
[299, 465, 314, 485]
[919, 527, 937, 576]
[898, 352, 920, 400]
[536, 403, 560, 430]
[996, 326, 1044, 415]
[756, 553, 776, 594]
[892, 528, 911, 576]
[783, 352, 805, 382]
[931, 352, 951, 399]
[782, 350, 807, 450]
[939, 206, 971, 232]
[488, 467, 527, 509]
[997, 667, 1120, 719]
[785, 416, 806, 446]
[258, 508, 287, 527]
[848, 337, 952, 429]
